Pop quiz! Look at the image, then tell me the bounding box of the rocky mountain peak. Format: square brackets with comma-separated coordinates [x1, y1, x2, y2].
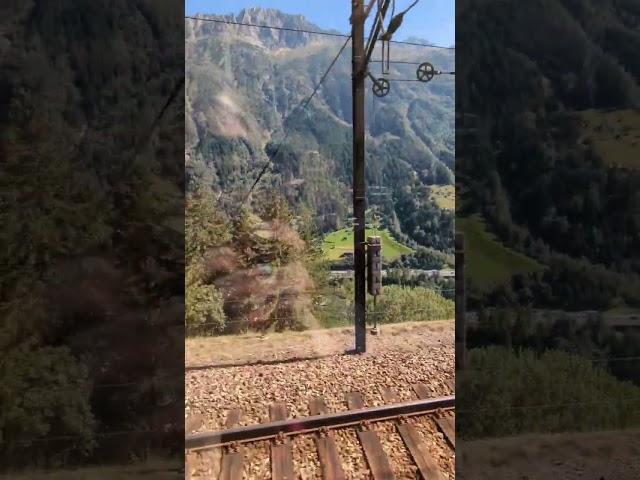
[236, 7, 308, 28]
[188, 7, 336, 50]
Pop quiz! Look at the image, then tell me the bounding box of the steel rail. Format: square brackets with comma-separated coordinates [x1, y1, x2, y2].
[186, 395, 454, 450]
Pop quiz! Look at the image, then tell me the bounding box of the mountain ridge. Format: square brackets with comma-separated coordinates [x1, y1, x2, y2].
[186, 8, 455, 250]
[186, 7, 341, 50]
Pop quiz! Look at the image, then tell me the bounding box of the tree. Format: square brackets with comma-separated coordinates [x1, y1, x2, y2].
[296, 205, 324, 261]
[185, 188, 230, 336]
[0, 346, 95, 465]
[185, 188, 230, 264]
[1, 118, 112, 343]
[185, 281, 226, 335]
[255, 190, 293, 223]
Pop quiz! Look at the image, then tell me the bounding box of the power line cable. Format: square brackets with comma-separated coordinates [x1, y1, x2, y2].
[395, 39, 454, 49]
[184, 15, 455, 50]
[370, 59, 421, 65]
[185, 15, 348, 38]
[242, 36, 351, 204]
[188, 307, 457, 329]
[213, 289, 457, 306]
[389, 76, 454, 82]
[456, 397, 640, 415]
[14, 428, 177, 446]
[404, 0, 421, 14]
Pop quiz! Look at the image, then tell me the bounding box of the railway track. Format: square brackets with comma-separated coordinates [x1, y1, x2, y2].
[186, 383, 455, 480]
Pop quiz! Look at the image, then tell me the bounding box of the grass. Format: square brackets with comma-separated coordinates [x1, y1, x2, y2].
[579, 109, 640, 169]
[605, 305, 640, 316]
[456, 214, 543, 292]
[460, 428, 640, 478]
[429, 184, 455, 210]
[322, 228, 413, 261]
[186, 320, 452, 367]
[5, 459, 181, 479]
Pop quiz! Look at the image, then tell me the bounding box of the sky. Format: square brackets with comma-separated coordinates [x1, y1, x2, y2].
[185, 0, 455, 47]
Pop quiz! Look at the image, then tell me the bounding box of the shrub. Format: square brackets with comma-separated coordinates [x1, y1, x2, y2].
[368, 285, 454, 323]
[185, 282, 226, 335]
[0, 346, 96, 465]
[185, 189, 230, 264]
[457, 347, 640, 439]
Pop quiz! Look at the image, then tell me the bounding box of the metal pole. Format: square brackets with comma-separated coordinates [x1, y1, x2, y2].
[455, 233, 466, 369]
[372, 295, 378, 334]
[352, 0, 367, 353]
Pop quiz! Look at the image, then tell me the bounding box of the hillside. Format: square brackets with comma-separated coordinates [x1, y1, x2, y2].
[457, 0, 640, 308]
[1, 0, 184, 468]
[185, 8, 455, 250]
[456, 215, 543, 293]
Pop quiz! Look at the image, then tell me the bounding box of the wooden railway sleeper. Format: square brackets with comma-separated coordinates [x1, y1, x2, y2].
[318, 426, 330, 438]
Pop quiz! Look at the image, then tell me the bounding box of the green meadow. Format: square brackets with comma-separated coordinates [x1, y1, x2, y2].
[456, 215, 543, 292]
[429, 184, 455, 210]
[322, 228, 413, 261]
[579, 109, 640, 169]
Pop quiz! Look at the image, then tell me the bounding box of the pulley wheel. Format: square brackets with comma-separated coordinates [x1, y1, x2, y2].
[417, 62, 435, 82]
[372, 77, 390, 97]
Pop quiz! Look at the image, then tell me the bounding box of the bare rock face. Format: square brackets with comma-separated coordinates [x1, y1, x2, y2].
[188, 7, 325, 50]
[235, 7, 318, 49]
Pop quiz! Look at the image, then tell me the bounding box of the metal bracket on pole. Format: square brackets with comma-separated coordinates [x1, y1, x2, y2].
[455, 233, 466, 370]
[367, 71, 383, 87]
[368, 72, 390, 97]
[364, 1, 377, 19]
[364, 0, 392, 67]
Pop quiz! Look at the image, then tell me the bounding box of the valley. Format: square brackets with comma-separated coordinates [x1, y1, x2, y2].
[186, 8, 455, 247]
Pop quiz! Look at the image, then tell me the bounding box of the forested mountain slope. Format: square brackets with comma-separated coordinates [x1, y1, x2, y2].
[1, 0, 183, 466]
[186, 8, 455, 251]
[457, 0, 640, 308]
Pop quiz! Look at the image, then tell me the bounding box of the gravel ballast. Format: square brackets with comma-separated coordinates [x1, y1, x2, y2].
[186, 320, 455, 479]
